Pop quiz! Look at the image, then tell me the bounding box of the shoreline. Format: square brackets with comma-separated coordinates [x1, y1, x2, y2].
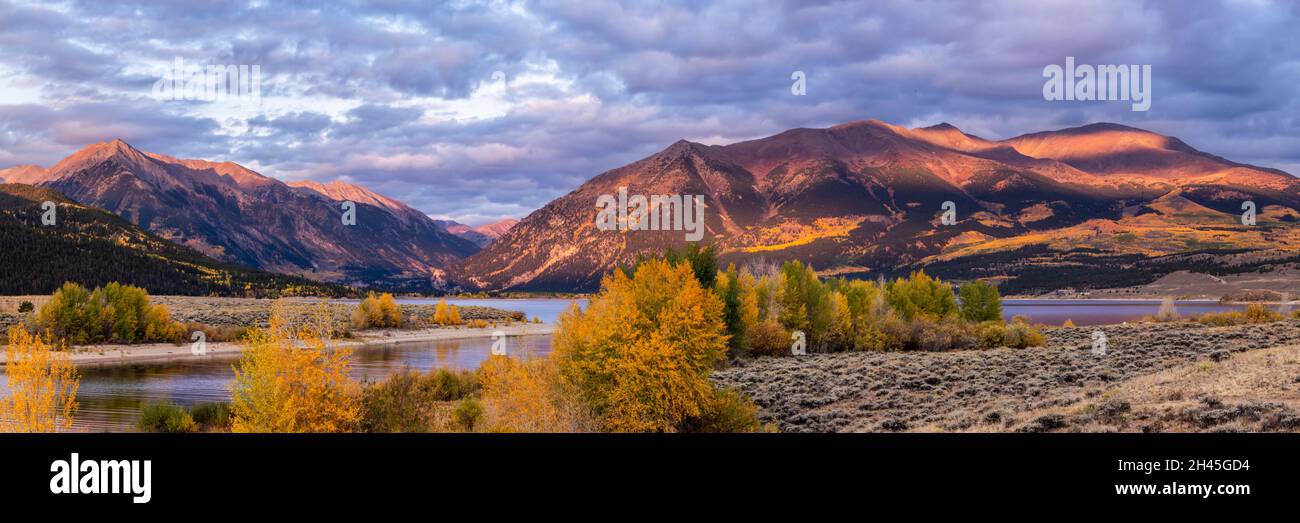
[10, 323, 555, 368]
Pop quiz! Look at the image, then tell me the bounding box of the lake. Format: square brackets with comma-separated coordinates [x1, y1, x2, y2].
[0, 298, 1278, 432]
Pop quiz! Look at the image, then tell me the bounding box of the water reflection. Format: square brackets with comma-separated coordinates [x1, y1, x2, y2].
[1, 334, 552, 433]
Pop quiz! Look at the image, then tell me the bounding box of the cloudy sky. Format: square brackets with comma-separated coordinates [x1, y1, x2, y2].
[1, 0, 1297, 225]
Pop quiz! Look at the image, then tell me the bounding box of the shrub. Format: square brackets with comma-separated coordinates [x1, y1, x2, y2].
[746, 319, 790, 357]
[359, 367, 480, 432]
[958, 281, 1002, 322]
[1003, 318, 1046, 349]
[1195, 304, 1283, 326]
[136, 403, 197, 433]
[17, 301, 33, 313]
[679, 388, 762, 433]
[1243, 303, 1282, 323]
[553, 259, 728, 432]
[1153, 297, 1179, 322]
[427, 368, 480, 401]
[910, 316, 976, 352]
[230, 305, 361, 433]
[360, 368, 433, 432]
[477, 355, 595, 432]
[452, 398, 484, 431]
[976, 321, 1007, 349]
[186, 324, 249, 344]
[870, 310, 910, 352]
[189, 402, 232, 431]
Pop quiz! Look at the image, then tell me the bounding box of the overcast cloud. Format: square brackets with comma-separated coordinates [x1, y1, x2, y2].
[1, 0, 1297, 225]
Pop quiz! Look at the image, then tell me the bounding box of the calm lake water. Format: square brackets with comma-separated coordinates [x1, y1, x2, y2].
[0, 298, 1277, 432]
[1000, 299, 1273, 326]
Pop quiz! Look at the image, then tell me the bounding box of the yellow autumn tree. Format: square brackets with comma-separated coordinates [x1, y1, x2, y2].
[827, 290, 854, 346]
[552, 259, 729, 432]
[230, 304, 361, 432]
[738, 272, 761, 329]
[433, 298, 450, 325]
[377, 293, 403, 327]
[448, 304, 462, 325]
[352, 292, 402, 329]
[1, 327, 79, 432]
[476, 355, 595, 432]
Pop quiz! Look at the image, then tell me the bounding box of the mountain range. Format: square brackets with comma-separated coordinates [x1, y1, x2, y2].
[5, 120, 1299, 295]
[434, 218, 519, 248]
[460, 120, 1300, 292]
[1, 139, 477, 291]
[0, 183, 345, 296]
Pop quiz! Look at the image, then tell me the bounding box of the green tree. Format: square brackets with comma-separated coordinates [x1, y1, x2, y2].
[777, 260, 832, 348]
[958, 280, 1003, 322]
[716, 264, 747, 358]
[660, 244, 718, 289]
[885, 270, 957, 320]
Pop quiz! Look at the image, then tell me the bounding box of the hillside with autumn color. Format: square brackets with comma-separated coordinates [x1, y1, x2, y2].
[461, 120, 1300, 292]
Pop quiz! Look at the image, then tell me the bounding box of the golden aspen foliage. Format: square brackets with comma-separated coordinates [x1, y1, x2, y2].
[827, 290, 854, 346]
[552, 259, 729, 432]
[1, 327, 79, 432]
[738, 272, 761, 330]
[433, 298, 450, 325]
[448, 304, 462, 325]
[377, 292, 403, 327]
[230, 304, 361, 432]
[476, 355, 595, 432]
[352, 292, 402, 329]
